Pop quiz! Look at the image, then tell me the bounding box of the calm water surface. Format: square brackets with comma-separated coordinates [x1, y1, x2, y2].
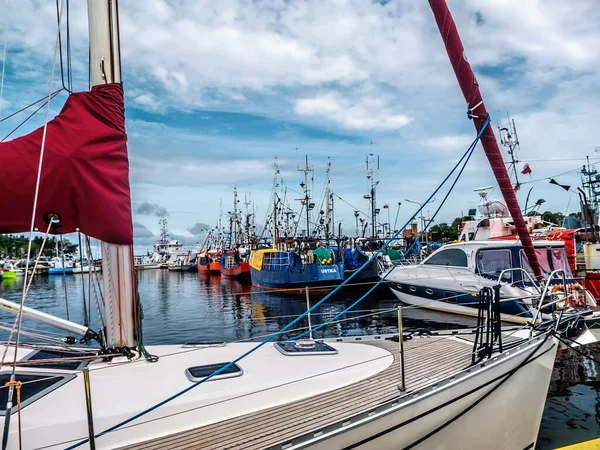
[0, 270, 598, 447]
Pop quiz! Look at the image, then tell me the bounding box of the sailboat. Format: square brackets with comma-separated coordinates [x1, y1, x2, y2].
[0, 1, 596, 449]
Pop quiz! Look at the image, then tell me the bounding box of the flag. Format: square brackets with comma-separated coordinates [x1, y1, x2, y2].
[549, 178, 570, 192]
[383, 204, 389, 209]
[521, 163, 532, 175]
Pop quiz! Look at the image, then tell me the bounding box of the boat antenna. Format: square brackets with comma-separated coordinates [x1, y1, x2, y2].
[498, 112, 521, 191]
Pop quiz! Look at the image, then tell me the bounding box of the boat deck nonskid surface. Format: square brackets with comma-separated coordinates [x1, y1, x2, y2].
[120, 335, 489, 450]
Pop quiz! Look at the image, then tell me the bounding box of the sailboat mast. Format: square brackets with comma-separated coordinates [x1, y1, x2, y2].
[428, 0, 542, 279]
[88, 0, 137, 347]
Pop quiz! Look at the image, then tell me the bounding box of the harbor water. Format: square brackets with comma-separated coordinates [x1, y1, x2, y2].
[0, 270, 598, 448]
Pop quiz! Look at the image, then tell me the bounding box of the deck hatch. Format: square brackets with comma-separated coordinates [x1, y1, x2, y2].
[275, 341, 338, 356]
[20, 349, 93, 371]
[0, 372, 75, 413]
[185, 362, 243, 382]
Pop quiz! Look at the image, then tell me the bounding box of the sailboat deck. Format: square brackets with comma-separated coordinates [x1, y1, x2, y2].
[120, 334, 512, 450]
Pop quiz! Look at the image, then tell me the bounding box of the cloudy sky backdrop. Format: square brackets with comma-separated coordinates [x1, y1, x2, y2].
[1, 0, 599, 251]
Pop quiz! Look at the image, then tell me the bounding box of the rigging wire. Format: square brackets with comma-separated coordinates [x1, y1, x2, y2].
[0, 0, 9, 119]
[65, 115, 492, 449]
[1, 88, 63, 142]
[0, 89, 63, 124]
[1, 2, 65, 447]
[291, 116, 488, 340]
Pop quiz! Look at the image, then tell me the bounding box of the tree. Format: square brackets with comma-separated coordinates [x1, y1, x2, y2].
[0, 234, 78, 258]
[540, 211, 565, 227]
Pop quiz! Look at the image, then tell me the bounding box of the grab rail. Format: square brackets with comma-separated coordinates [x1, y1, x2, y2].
[496, 268, 543, 295]
[530, 269, 567, 333]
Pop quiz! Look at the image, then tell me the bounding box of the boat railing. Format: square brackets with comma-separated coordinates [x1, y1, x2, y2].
[496, 268, 543, 294]
[530, 269, 568, 330]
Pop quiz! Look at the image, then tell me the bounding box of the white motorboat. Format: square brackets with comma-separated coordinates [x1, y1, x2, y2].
[384, 239, 598, 324]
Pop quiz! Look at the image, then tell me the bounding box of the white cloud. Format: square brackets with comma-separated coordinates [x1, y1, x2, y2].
[294, 92, 412, 131]
[420, 134, 474, 152]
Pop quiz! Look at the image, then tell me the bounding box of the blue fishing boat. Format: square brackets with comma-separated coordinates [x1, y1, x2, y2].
[249, 245, 344, 292]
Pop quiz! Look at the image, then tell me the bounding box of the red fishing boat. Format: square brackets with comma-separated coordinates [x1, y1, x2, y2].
[219, 249, 250, 280]
[198, 250, 221, 276]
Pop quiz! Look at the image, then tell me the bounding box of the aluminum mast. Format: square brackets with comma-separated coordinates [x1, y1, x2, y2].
[88, 0, 138, 347]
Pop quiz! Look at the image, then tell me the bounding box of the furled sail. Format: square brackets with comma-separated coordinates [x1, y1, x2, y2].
[428, 0, 543, 280]
[0, 82, 133, 244]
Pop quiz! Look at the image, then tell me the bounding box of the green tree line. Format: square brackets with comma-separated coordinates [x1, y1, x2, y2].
[0, 235, 78, 258]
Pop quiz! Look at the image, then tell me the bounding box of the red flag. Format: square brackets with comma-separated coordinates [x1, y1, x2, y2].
[383, 204, 389, 209]
[521, 163, 532, 175]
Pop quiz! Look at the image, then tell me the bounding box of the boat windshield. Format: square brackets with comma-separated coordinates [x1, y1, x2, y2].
[520, 248, 572, 278]
[476, 249, 512, 281]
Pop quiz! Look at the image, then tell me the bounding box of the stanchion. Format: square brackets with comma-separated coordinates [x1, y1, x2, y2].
[305, 286, 313, 340]
[83, 367, 96, 450]
[397, 305, 406, 391]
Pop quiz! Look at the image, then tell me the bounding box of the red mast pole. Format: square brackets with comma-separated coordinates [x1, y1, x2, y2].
[428, 0, 542, 280]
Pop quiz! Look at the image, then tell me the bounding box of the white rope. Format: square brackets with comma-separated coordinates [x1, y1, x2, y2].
[9, 0, 66, 375]
[0, 0, 10, 118]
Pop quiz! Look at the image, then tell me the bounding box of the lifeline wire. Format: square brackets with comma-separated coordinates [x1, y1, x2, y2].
[65, 115, 491, 449]
[0, 0, 8, 119]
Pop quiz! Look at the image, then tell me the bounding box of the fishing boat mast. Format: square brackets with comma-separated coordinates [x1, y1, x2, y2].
[364, 152, 379, 238]
[297, 155, 314, 238]
[273, 157, 280, 248]
[89, 0, 137, 347]
[428, 0, 542, 279]
[324, 157, 333, 240]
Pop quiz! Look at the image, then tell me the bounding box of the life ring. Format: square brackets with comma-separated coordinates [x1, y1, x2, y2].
[551, 283, 585, 307]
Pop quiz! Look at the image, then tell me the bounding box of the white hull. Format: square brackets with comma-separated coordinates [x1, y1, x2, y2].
[304, 334, 556, 449]
[389, 288, 531, 325]
[0, 332, 556, 449]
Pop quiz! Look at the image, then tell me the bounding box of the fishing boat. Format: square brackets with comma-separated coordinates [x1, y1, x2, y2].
[0, 1, 597, 449]
[219, 188, 253, 280]
[198, 249, 221, 275]
[250, 159, 344, 292]
[168, 252, 196, 272]
[134, 255, 161, 270]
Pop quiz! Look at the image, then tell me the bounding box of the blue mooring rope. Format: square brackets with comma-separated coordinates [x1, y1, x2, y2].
[64, 114, 490, 449]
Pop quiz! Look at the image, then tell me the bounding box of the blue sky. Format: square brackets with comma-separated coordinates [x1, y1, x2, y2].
[1, 0, 600, 251]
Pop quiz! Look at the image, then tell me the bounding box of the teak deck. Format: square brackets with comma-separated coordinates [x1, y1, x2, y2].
[120, 335, 503, 450]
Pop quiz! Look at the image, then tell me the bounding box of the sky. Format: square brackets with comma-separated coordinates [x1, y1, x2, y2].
[1, 0, 600, 252]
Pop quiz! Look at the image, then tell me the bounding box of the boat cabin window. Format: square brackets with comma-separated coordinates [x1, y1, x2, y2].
[0, 372, 75, 413]
[550, 248, 572, 276]
[185, 362, 243, 382]
[476, 249, 512, 281]
[520, 248, 573, 278]
[423, 248, 468, 267]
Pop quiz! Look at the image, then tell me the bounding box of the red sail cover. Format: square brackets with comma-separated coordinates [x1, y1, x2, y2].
[0, 83, 133, 244]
